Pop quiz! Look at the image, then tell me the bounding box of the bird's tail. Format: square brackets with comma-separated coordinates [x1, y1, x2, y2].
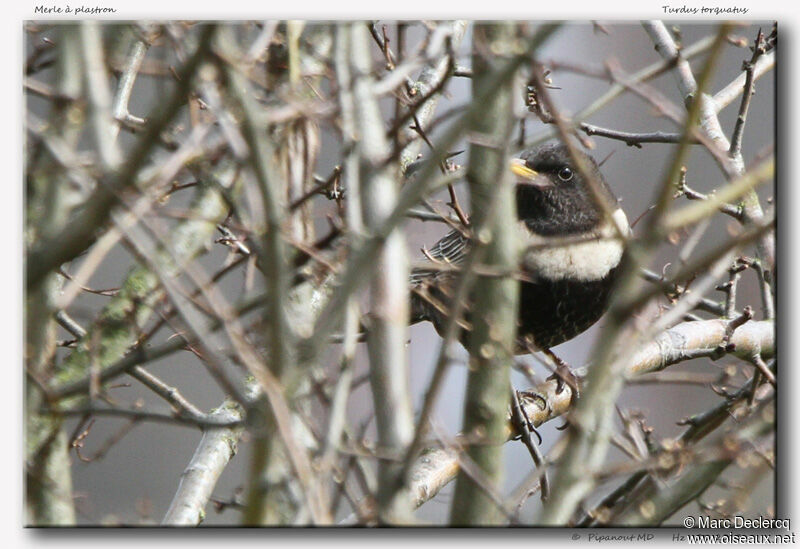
[409, 291, 429, 326]
[409, 265, 440, 326]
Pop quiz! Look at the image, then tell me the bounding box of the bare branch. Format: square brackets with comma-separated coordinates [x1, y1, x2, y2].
[162, 401, 246, 525]
[449, 22, 519, 526]
[402, 319, 774, 513]
[346, 23, 415, 523]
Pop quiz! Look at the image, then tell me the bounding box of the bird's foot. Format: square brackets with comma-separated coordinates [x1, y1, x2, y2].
[511, 390, 544, 445]
[544, 350, 581, 406]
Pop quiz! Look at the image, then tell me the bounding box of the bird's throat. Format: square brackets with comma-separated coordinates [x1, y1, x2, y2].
[523, 237, 623, 281]
[519, 208, 628, 282]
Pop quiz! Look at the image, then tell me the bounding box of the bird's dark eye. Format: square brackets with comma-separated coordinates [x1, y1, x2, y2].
[558, 166, 574, 182]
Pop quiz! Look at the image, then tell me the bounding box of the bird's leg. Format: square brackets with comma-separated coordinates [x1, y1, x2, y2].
[509, 387, 549, 501]
[543, 348, 580, 404]
[510, 389, 543, 445]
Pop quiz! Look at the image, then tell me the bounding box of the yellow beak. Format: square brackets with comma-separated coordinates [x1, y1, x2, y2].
[510, 158, 543, 184]
[510, 158, 538, 179]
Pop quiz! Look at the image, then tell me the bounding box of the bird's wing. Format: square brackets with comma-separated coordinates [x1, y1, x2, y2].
[427, 228, 470, 264]
[410, 228, 471, 285]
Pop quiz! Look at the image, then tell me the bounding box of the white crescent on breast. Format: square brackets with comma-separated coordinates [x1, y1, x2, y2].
[520, 208, 630, 282]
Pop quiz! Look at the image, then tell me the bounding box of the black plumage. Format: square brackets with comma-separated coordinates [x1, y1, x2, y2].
[410, 142, 628, 375]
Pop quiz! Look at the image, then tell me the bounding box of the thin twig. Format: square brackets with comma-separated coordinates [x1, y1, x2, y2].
[111, 28, 151, 139]
[580, 122, 685, 147]
[729, 28, 767, 158]
[673, 166, 744, 222]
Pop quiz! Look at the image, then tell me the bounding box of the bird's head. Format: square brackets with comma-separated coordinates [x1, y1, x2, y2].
[510, 142, 620, 236]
